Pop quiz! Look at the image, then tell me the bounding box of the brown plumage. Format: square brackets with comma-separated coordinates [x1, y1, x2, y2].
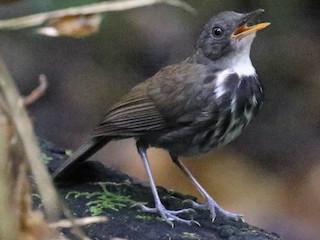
[53, 9, 269, 227]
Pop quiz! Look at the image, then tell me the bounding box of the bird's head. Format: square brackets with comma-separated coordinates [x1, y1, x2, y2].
[197, 9, 270, 64]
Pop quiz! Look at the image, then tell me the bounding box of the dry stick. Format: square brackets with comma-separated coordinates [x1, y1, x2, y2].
[49, 216, 108, 229]
[0, 59, 59, 219]
[0, 62, 91, 239]
[0, 111, 18, 240]
[23, 74, 48, 106]
[0, 0, 195, 30]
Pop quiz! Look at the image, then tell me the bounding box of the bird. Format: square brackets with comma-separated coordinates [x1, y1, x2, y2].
[52, 9, 270, 227]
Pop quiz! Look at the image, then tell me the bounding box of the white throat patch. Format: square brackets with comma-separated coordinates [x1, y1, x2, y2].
[229, 34, 257, 77]
[232, 54, 256, 77]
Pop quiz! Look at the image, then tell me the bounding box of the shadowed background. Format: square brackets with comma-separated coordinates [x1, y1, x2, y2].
[0, 0, 319, 239]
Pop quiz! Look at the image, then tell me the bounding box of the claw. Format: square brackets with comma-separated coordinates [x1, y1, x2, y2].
[191, 220, 201, 227]
[165, 218, 175, 228]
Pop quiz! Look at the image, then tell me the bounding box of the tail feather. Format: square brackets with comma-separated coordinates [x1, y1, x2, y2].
[52, 136, 111, 181]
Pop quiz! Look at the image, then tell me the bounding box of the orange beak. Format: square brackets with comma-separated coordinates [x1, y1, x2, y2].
[232, 22, 270, 38]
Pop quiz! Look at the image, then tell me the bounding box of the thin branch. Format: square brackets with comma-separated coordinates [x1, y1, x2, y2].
[0, 58, 59, 221]
[23, 74, 48, 106]
[0, 0, 195, 30]
[49, 216, 108, 229]
[0, 112, 17, 240]
[0, 65, 64, 240]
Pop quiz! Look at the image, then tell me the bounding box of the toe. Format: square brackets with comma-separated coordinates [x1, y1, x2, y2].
[216, 207, 244, 221]
[169, 208, 196, 215]
[131, 202, 157, 213]
[182, 199, 203, 208]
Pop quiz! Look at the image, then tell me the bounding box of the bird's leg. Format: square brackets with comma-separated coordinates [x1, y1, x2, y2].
[171, 155, 243, 222]
[132, 142, 198, 227]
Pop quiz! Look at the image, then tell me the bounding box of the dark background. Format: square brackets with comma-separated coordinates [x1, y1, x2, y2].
[0, 0, 319, 239]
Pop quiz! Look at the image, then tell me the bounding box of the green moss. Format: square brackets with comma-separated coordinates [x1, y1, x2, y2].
[181, 232, 200, 239]
[65, 150, 73, 156]
[135, 214, 164, 223]
[41, 153, 53, 164]
[135, 214, 153, 221]
[168, 189, 176, 194]
[65, 182, 134, 216]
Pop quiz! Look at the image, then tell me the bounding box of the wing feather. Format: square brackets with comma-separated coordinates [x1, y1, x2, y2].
[92, 84, 166, 137]
[92, 62, 216, 138]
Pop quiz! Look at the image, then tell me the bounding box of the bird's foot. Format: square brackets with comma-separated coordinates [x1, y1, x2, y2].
[183, 198, 243, 222]
[132, 202, 200, 227]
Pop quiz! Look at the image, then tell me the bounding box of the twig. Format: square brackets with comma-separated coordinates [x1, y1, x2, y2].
[0, 58, 59, 221]
[23, 74, 48, 106]
[49, 216, 108, 229]
[0, 0, 195, 30]
[0, 112, 17, 240]
[0, 61, 66, 239]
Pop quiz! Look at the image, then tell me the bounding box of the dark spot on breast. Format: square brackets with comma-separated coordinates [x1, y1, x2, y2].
[246, 101, 253, 110]
[229, 122, 242, 132]
[215, 110, 232, 140]
[234, 75, 263, 118]
[220, 111, 232, 134]
[203, 75, 216, 84]
[199, 130, 215, 148]
[224, 73, 240, 89]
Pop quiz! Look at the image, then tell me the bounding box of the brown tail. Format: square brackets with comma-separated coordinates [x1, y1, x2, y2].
[52, 136, 111, 182]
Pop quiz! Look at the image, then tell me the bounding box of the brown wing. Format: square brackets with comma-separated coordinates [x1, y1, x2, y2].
[147, 63, 216, 125]
[92, 83, 167, 137]
[92, 62, 213, 138]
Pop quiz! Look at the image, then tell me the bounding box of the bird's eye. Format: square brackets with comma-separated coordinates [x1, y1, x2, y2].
[212, 27, 223, 38]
